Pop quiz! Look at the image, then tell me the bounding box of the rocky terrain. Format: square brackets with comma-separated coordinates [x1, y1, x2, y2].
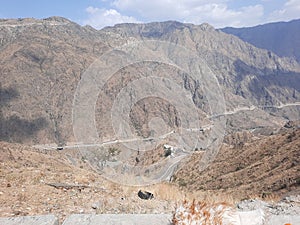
[0, 141, 178, 222]
[0, 17, 299, 223]
[0, 123, 299, 223]
[1, 17, 299, 145]
[173, 121, 300, 199]
[0, 17, 109, 145]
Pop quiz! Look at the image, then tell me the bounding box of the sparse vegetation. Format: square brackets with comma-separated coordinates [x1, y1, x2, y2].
[173, 127, 300, 200]
[108, 147, 120, 156]
[177, 178, 187, 187]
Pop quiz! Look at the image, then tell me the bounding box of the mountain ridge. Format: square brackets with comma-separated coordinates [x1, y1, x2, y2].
[221, 19, 300, 63]
[0, 17, 299, 145]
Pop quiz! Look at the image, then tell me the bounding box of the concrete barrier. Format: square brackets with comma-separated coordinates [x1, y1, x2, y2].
[62, 214, 172, 225]
[268, 215, 300, 225]
[0, 213, 299, 224]
[0, 215, 59, 225]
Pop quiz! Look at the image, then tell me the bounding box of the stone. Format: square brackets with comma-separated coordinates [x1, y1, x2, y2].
[137, 190, 154, 200]
[283, 195, 300, 203]
[91, 202, 100, 210]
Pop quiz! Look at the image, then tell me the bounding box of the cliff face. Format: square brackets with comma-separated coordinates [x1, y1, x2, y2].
[1, 17, 299, 144]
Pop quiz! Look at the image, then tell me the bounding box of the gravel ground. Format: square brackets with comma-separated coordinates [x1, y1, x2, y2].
[237, 195, 300, 217]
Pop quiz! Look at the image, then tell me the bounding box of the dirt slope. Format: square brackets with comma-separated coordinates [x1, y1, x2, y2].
[1, 124, 299, 223]
[0, 141, 187, 222]
[173, 124, 300, 199]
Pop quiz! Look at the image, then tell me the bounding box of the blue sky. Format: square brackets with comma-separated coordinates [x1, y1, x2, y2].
[1, 0, 300, 29]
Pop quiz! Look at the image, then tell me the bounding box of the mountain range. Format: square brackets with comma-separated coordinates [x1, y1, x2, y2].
[0, 16, 299, 208]
[0, 17, 299, 146]
[221, 19, 300, 63]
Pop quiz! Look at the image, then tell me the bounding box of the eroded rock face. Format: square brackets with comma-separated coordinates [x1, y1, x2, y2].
[0, 17, 108, 144]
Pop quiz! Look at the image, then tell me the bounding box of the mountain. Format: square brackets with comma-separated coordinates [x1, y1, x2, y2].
[0, 17, 107, 144]
[221, 19, 300, 63]
[1, 17, 300, 147]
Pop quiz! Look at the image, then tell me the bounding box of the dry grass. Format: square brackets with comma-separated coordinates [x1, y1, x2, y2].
[0, 142, 176, 221]
[172, 199, 266, 225]
[0, 141, 242, 224]
[1, 126, 298, 224]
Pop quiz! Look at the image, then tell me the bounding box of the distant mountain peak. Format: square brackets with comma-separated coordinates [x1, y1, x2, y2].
[0, 16, 73, 28]
[198, 22, 215, 31]
[221, 19, 300, 63]
[43, 16, 73, 23]
[101, 20, 216, 39]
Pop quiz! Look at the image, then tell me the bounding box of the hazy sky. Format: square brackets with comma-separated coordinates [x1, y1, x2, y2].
[1, 0, 300, 29]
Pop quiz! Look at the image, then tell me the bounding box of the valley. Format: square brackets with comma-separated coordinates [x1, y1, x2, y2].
[0, 16, 299, 224]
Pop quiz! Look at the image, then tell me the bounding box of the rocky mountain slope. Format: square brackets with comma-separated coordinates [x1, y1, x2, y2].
[221, 19, 300, 63]
[1, 17, 299, 146]
[0, 17, 107, 144]
[173, 122, 300, 199]
[0, 123, 299, 222]
[0, 141, 176, 221]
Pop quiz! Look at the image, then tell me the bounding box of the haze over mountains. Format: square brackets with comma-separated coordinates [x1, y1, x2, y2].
[1, 17, 299, 146]
[221, 19, 300, 63]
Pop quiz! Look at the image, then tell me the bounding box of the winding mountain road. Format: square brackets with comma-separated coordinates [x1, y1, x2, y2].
[34, 102, 300, 150]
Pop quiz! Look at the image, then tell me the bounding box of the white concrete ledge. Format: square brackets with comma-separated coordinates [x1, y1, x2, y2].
[268, 215, 300, 225]
[62, 214, 172, 225]
[0, 213, 299, 225]
[0, 215, 59, 225]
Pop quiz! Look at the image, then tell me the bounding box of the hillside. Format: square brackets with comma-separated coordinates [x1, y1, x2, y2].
[173, 122, 300, 199]
[0, 17, 107, 144]
[0, 123, 299, 221]
[1, 17, 300, 146]
[0, 141, 179, 221]
[221, 19, 300, 63]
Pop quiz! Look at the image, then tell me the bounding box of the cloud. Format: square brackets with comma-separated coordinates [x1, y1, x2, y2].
[82, 0, 299, 29]
[83, 6, 140, 29]
[183, 4, 264, 27]
[268, 0, 300, 22]
[112, 0, 264, 28]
